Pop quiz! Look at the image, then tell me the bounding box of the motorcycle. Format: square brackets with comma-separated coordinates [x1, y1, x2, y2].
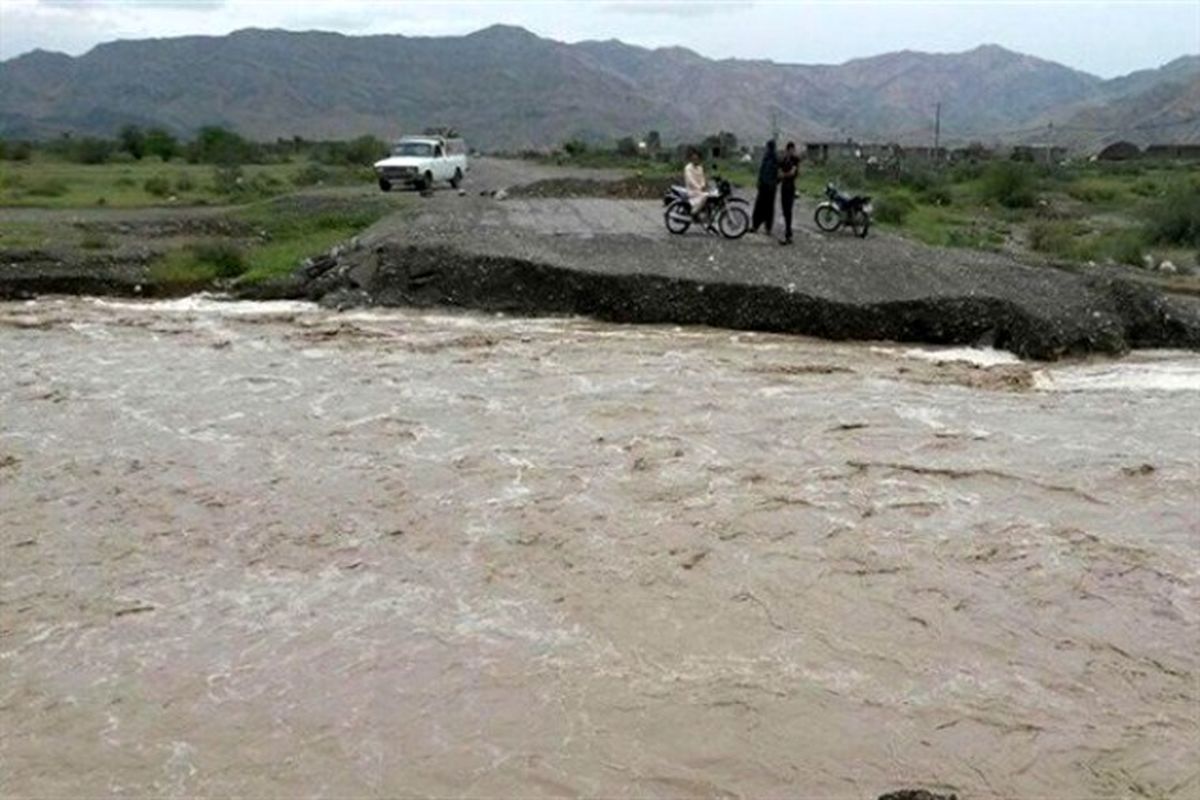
[662, 177, 750, 239]
[814, 183, 872, 238]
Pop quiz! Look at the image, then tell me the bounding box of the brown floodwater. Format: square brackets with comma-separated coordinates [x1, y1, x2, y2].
[1, 297, 1197, 799]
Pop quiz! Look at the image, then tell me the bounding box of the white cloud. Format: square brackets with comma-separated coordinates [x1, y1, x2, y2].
[37, 0, 225, 8]
[602, 0, 753, 16]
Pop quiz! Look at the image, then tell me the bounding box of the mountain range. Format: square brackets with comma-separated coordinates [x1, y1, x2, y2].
[1, 25, 1197, 151]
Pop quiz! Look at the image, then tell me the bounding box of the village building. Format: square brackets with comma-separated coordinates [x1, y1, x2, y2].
[1096, 141, 1141, 161]
[1011, 144, 1068, 164]
[804, 140, 860, 163]
[1144, 143, 1200, 160]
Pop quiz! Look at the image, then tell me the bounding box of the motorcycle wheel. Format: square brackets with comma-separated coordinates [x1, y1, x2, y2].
[814, 204, 842, 232]
[850, 210, 871, 238]
[717, 205, 750, 239]
[664, 201, 692, 234]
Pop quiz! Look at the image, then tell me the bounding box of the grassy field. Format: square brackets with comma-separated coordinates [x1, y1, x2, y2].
[0, 152, 406, 290]
[147, 196, 400, 286]
[0, 153, 369, 208]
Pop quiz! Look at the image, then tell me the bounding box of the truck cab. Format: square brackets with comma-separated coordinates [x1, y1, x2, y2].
[373, 135, 468, 192]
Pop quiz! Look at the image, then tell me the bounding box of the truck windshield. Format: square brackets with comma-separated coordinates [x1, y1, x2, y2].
[392, 142, 434, 157]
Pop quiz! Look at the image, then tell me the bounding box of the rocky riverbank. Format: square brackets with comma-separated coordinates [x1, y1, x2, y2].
[5, 158, 1200, 359]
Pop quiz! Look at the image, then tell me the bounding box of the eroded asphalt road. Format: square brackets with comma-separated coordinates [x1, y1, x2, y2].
[1, 297, 1197, 798]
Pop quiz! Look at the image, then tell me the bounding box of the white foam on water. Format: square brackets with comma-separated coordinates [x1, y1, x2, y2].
[89, 295, 320, 316]
[1034, 360, 1200, 392]
[874, 345, 1023, 367]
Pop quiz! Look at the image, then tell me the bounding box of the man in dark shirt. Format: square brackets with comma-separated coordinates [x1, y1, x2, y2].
[778, 141, 799, 245]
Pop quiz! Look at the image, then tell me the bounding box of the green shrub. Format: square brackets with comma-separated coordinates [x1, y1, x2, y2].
[896, 168, 939, 193]
[1144, 182, 1200, 247]
[211, 165, 283, 199]
[143, 174, 172, 197]
[247, 173, 282, 195]
[174, 172, 194, 192]
[1028, 220, 1079, 258]
[292, 163, 330, 187]
[1130, 179, 1158, 198]
[942, 222, 1005, 250]
[919, 185, 954, 206]
[950, 161, 985, 182]
[72, 137, 114, 165]
[144, 128, 180, 162]
[26, 178, 69, 197]
[115, 175, 136, 188]
[190, 240, 246, 278]
[80, 231, 110, 250]
[980, 162, 1036, 208]
[187, 126, 260, 165]
[1, 140, 32, 161]
[211, 164, 245, 195]
[1101, 161, 1145, 177]
[1103, 229, 1148, 266]
[874, 191, 918, 224]
[1066, 179, 1120, 204]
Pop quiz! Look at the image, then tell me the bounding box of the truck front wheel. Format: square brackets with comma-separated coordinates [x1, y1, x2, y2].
[450, 168, 463, 189]
[378, 178, 392, 193]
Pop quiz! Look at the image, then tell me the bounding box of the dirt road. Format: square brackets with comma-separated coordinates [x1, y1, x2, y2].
[299, 160, 1200, 360]
[2, 297, 1197, 798]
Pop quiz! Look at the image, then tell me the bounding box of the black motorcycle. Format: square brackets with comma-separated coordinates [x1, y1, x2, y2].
[814, 183, 872, 238]
[663, 177, 750, 239]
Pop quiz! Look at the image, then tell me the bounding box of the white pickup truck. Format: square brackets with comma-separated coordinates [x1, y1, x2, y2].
[373, 135, 468, 192]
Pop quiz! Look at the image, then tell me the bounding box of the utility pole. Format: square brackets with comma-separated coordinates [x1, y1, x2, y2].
[933, 102, 941, 154]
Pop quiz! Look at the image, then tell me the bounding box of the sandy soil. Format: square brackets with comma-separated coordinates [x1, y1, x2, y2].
[1, 298, 1197, 798]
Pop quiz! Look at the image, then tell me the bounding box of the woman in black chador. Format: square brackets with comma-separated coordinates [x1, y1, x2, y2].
[750, 140, 778, 235]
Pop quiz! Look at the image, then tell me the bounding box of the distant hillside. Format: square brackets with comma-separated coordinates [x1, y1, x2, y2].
[1031, 56, 1200, 148]
[1, 25, 1196, 150]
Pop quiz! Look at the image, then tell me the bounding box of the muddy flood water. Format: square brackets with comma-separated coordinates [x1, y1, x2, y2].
[1, 297, 1197, 799]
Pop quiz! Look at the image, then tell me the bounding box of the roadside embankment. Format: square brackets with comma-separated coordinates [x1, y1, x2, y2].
[281, 182, 1200, 360]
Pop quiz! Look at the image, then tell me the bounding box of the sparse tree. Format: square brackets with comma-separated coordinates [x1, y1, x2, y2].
[188, 126, 257, 165]
[119, 125, 146, 160]
[344, 134, 388, 165]
[74, 137, 114, 164]
[144, 128, 179, 162]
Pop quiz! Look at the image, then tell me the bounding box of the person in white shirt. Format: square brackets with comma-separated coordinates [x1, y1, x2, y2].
[683, 148, 709, 219]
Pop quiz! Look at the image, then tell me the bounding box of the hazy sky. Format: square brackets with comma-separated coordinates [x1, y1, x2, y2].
[1, 0, 1197, 77]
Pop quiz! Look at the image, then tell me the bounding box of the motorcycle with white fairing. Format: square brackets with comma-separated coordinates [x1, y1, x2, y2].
[662, 177, 750, 239]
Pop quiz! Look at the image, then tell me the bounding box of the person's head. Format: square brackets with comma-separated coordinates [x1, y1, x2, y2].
[785, 141, 796, 154]
[766, 139, 777, 154]
[688, 148, 702, 164]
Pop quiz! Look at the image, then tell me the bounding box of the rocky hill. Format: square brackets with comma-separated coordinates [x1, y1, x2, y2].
[0, 25, 1196, 150]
